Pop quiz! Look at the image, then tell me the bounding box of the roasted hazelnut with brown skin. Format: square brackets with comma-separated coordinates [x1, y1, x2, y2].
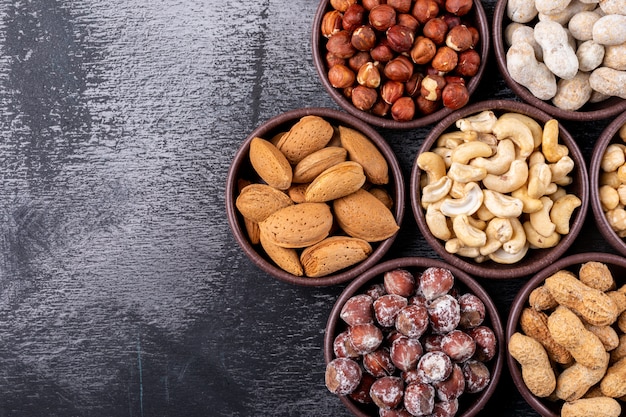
[420, 74, 446, 101]
[445, 0, 473, 16]
[325, 52, 346, 68]
[370, 39, 395, 62]
[351, 25, 378, 51]
[340, 293, 374, 325]
[455, 49, 480, 76]
[381, 80, 405, 104]
[445, 24, 474, 51]
[468, 25, 480, 47]
[326, 30, 357, 58]
[391, 96, 416, 121]
[442, 81, 469, 109]
[410, 35, 437, 65]
[328, 64, 356, 88]
[384, 55, 414, 82]
[362, 0, 384, 11]
[369, 4, 397, 31]
[423, 17, 449, 45]
[387, 0, 412, 13]
[431, 46, 458, 73]
[330, 0, 357, 12]
[405, 73, 424, 97]
[386, 24, 415, 53]
[371, 99, 391, 117]
[351, 85, 378, 110]
[397, 13, 419, 34]
[325, 357, 362, 394]
[416, 94, 441, 114]
[348, 51, 372, 72]
[357, 62, 382, 88]
[370, 376, 405, 410]
[412, 0, 440, 24]
[322, 10, 343, 38]
[442, 13, 461, 29]
[342, 3, 366, 32]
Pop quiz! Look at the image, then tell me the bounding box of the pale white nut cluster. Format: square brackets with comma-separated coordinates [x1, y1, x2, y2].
[599, 123, 626, 237]
[504, 0, 626, 110]
[418, 110, 582, 264]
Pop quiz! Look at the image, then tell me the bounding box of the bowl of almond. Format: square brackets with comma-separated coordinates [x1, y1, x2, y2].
[506, 252, 626, 417]
[226, 107, 404, 286]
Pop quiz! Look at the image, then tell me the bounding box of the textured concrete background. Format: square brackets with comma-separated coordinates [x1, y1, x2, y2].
[0, 0, 614, 416]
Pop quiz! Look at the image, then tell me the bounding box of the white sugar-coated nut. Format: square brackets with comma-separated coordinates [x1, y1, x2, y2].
[576, 40, 605, 71]
[506, 41, 557, 100]
[568, 10, 601, 40]
[537, 0, 597, 25]
[599, 0, 626, 15]
[603, 42, 626, 70]
[508, 0, 539, 22]
[510, 25, 543, 60]
[535, 0, 572, 16]
[534, 20, 579, 80]
[552, 71, 593, 111]
[590, 67, 626, 99]
[593, 15, 626, 45]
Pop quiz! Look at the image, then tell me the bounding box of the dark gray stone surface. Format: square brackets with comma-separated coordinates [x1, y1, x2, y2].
[0, 0, 616, 416]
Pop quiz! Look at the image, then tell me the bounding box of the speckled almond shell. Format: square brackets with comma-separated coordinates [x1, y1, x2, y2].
[259, 202, 333, 248]
[259, 229, 303, 276]
[292, 146, 347, 183]
[276, 115, 334, 164]
[300, 236, 372, 277]
[334, 189, 400, 242]
[235, 183, 293, 223]
[305, 161, 366, 203]
[249, 137, 292, 190]
[339, 125, 389, 185]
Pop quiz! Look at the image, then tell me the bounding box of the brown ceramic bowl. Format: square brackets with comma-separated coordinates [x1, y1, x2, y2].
[312, 0, 490, 130]
[493, 0, 626, 121]
[410, 99, 589, 279]
[225, 107, 404, 287]
[323, 256, 504, 417]
[590, 110, 626, 256]
[506, 252, 626, 417]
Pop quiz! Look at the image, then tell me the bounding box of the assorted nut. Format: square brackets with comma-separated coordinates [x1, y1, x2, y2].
[504, 0, 626, 110]
[325, 266, 497, 416]
[235, 115, 399, 277]
[418, 110, 581, 265]
[599, 122, 626, 237]
[321, 0, 482, 121]
[509, 261, 626, 417]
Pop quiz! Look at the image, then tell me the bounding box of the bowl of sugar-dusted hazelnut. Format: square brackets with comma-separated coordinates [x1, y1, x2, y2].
[225, 107, 404, 287]
[324, 256, 504, 416]
[410, 99, 589, 279]
[312, 0, 490, 129]
[493, 0, 626, 121]
[507, 252, 626, 417]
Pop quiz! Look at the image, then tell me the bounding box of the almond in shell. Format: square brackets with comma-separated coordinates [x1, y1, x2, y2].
[305, 161, 366, 203]
[292, 146, 348, 183]
[236, 183, 293, 223]
[238, 179, 261, 244]
[249, 137, 292, 190]
[300, 236, 372, 277]
[260, 229, 304, 276]
[276, 115, 334, 164]
[334, 189, 400, 242]
[339, 125, 389, 185]
[259, 202, 333, 248]
[288, 183, 309, 204]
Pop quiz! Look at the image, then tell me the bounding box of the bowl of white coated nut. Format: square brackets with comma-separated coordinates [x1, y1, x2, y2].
[590, 110, 626, 257]
[410, 100, 589, 279]
[493, 0, 626, 121]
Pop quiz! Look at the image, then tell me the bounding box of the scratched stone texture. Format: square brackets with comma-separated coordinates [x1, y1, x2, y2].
[0, 0, 614, 416]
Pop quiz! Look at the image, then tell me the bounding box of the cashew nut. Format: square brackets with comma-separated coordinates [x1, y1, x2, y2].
[476, 203, 496, 221]
[455, 110, 498, 133]
[601, 171, 621, 189]
[470, 139, 516, 175]
[600, 184, 620, 211]
[512, 185, 545, 213]
[483, 189, 524, 218]
[436, 130, 478, 148]
[449, 180, 467, 199]
[453, 215, 487, 248]
[489, 243, 530, 264]
[432, 146, 453, 168]
[492, 116, 536, 158]
[523, 221, 561, 249]
[451, 141, 494, 165]
[548, 186, 568, 202]
[482, 159, 529, 193]
[550, 194, 582, 234]
[447, 162, 488, 183]
[529, 196, 556, 237]
[528, 161, 553, 198]
[499, 113, 544, 150]
[417, 151, 447, 184]
[550, 155, 575, 185]
[601, 144, 626, 172]
[480, 218, 514, 256]
[422, 176, 453, 205]
[502, 217, 527, 254]
[542, 119, 569, 163]
[440, 182, 484, 217]
[445, 238, 481, 258]
[426, 201, 452, 240]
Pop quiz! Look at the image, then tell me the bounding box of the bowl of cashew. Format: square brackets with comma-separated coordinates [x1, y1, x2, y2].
[591, 110, 626, 257]
[493, 0, 626, 121]
[410, 99, 589, 279]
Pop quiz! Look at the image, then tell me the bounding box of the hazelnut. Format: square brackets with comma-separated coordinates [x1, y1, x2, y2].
[326, 30, 357, 58]
[444, 75, 465, 84]
[371, 99, 391, 117]
[328, 64, 356, 88]
[441, 329, 476, 362]
[386, 24, 415, 53]
[325, 52, 346, 68]
[412, 0, 440, 24]
[427, 294, 461, 334]
[374, 293, 408, 327]
[445, 0, 473, 16]
[445, 24, 474, 51]
[351, 85, 378, 110]
[420, 74, 446, 101]
[397, 13, 419, 34]
[370, 40, 395, 62]
[405, 73, 424, 97]
[391, 96, 416, 121]
[417, 351, 453, 383]
[431, 46, 458, 73]
[420, 266, 454, 300]
[423, 333, 444, 352]
[395, 303, 429, 338]
[455, 48, 480, 77]
[458, 293, 486, 329]
[362, 0, 383, 10]
[348, 51, 372, 72]
[363, 347, 396, 377]
[390, 335, 423, 372]
[351, 25, 377, 51]
[342, 4, 366, 32]
[381, 80, 405, 104]
[384, 268, 416, 296]
[442, 13, 462, 29]
[321, 10, 343, 38]
[416, 95, 441, 114]
[462, 359, 491, 393]
[442, 82, 469, 109]
[387, 0, 413, 13]
[349, 322, 384, 354]
[325, 357, 362, 394]
[365, 283, 386, 300]
[384, 55, 414, 82]
[349, 373, 376, 404]
[434, 364, 466, 402]
[340, 293, 374, 325]
[330, 0, 357, 12]
[468, 25, 480, 47]
[369, 4, 397, 31]
[357, 62, 382, 88]
[423, 17, 449, 45]
[333, 330, 360, 358]
[404, 382, 436, 416]
[467, 325, 497, 362]
[370, 376, 405, 410]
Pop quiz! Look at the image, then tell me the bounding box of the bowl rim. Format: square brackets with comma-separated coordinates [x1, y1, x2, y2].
[409, 99, 590, 279]
[590, 110, 626, 257]
[492, 0, 626, 121]
[311, 0, 491, 130]
[323, 256, 505, 417]
[225, 107, 405, 287]
[505, 252, 626, 417]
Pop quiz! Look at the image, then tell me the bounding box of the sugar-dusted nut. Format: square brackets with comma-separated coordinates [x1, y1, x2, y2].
[458, 293, 486, 329]
[259, 229, 304, 276]
[259, 202, 333, 248]
[556, 362, 608, 402]
[304, 161, 366, 203]
[404, 382, 435, 416]
[349, 322, 384, 354]
[508, 332, 556, 397]
[417, 351, 453, 383]
[593, 14, 626, 46]
[428, 294, 461, 334]
[506, 41, 557, 100]
[236, 183, 294, 223]
[441, 330, 476, 362]
[434, 364, 466, 402]
[339, 125, 389, 185]
[325, 357, 362, 395]
[384, 268, 416, 297]
[390, 335, 423, 372]
[340, 294, 375, 326]
[462, 359, 491, 394]
[348, 373, 376, 404]
[370, 375, 404, 410]
[589, 67, 626, 100]
[439, 181, 483, 216]
[430, 399, 459, 417]
[374, 294, 409, 328]
[334, 330, 361, 358]
[562, 397, 621, 417]
[520, 307, 573, 365]
[482, 159, 529, 194]
[363, 348, 396, 378]
[419, 266, 455, 301]
[538, 0, 597, 26]
[470, 138, 516, 176]
[249, 137, 293, 190]
[334, 188, 400, 242]
[276, 115, 334, 164]
[396, 304, 429, 338]
[467, 325, 497, 362]
[293, 146, 348, 184]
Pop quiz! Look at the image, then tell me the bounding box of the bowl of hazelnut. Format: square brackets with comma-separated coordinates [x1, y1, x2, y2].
[225, 107, 404, 287]
[312, 0, 490, 129]
[323, 256, 504, 416]
[506, 252, 626, 417]
[410, 99, 589, 279]
[590, 110, 626, 256]
[493, 0, 626, 121]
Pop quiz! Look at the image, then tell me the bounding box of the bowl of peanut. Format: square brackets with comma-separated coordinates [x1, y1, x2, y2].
[506, 252, 626, 417]
[591, 110, 626, 257]
[410, 99, 589, 279]
[312, 0, 490, 129]
[493, 0, 626, 121]
[225, 107, 404, 286]
[324, 256, 504, 416]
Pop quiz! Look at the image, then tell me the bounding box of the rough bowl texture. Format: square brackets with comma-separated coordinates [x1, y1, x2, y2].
[492, 0, 626, 121]
[324, 256, 504, 417]
[226, 107, 405, 286]
[312, 0, 490, 130]
[410, 99, 589, 279]
[506, 252, 626, 417]
[590, 110, 626, 256]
